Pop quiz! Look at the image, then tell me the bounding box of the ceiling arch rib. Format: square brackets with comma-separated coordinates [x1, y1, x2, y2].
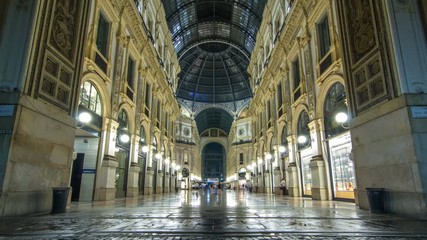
[219, 54, 237, 111]
[191, 54, 210, 111]
[178, 39, 250, 61]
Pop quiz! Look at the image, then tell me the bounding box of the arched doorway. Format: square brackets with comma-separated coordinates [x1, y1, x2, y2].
[324, 82, 355, 200]
[72, 81, 103, 202]
[296, 110, 312, 197]
[115, 109, 131, 198]
[138, 126, 147, 195]
[202, 143, 225, 185]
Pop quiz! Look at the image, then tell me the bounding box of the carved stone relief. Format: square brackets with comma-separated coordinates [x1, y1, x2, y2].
[50, 0, 78, 61]
[304, 47, 315, 120]
[112, 45, 124, 119]
[347, 0, 377, 63]
[37, 0, 86, 111]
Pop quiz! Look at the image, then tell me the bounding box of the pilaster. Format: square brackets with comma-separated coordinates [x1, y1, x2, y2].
[287, 162, 300, 197]
[96, 155, 118, 201]
[96, 118, 120, 200]
[309, 155, 328, 200]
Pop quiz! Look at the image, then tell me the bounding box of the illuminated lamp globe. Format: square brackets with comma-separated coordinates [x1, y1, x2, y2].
[335, 112, 348, 123]
[78, 112, 92, 124]
[279, 145, 286, 153]
[297, 135, 307, 144]
[141, 145, 149, 153]
[119, 134, 130, 143]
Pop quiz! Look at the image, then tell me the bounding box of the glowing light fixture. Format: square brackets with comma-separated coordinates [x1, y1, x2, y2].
[335, 112, 348, 123]
[119, 134, 130, 143]
[141, 145, 149, 153]
[78, 112, 92, 124]
[297, 135, 307, 144]
[279, 145, 286, 153]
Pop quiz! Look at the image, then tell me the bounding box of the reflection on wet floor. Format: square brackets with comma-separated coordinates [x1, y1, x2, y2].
[0, 189, 426, 239]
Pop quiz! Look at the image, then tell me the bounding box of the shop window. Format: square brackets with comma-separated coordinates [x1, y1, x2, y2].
[329, 134, 355, 198]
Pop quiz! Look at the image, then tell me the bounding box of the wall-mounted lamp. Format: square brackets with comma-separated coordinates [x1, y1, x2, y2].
[265, 152, 273, 161]
[155, 152, 162, 160]
[175, 165, 181, 170]
[297, 135, 308, 144]
[141, 145, 149, 153]
[251, 162, 256, 168]
[278, 145, 287, 153]
[119, 133, 130, 143]
[164, 157, 170, 164]
[335, 112, 349, 129]
[77, 112, 92, 128]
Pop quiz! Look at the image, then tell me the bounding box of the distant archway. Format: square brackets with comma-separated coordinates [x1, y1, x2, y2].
[202, 143, 226, 182]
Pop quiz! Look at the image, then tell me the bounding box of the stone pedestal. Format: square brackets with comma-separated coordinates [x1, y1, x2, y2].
[156, 171, 164, 194]
[309, 155, 328, 200]
[144, 169, 154, 195]
[96, 156, 118, 201]
[171, 175, 177, 192]
[164, 173, 170, 193]
[126, 164, 140, 197]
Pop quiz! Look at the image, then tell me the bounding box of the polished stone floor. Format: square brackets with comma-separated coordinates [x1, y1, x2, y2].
[0, 189, 426, 239]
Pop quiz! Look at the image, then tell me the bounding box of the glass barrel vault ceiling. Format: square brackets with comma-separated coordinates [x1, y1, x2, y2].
[161, 0, 267, 133]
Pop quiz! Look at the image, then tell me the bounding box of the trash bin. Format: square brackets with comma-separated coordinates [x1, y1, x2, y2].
[365, 188, 385, 213]
[51, 187, 70, 214]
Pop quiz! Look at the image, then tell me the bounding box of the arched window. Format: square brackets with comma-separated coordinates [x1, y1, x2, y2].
[117, 109, 130, 147]
[280, 126, 288, 156]
[140, 126, 146, 144]
[79, 81, 102, 116]
[297, 110, 310, 150]
[324, 82, 347, 138]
